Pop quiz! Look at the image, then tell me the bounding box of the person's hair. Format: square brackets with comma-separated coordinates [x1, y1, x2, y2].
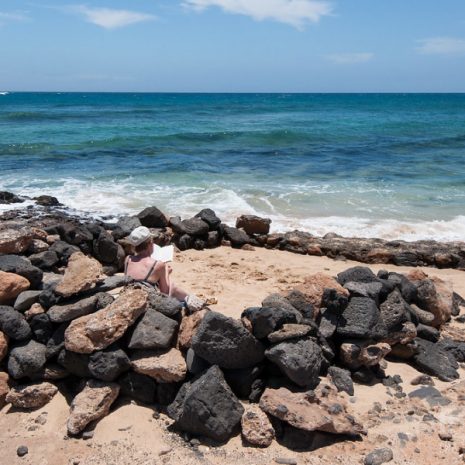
[135, 237, 152, 254]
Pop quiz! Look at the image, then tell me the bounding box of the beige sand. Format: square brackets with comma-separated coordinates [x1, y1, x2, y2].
[1, 246, 465, 465]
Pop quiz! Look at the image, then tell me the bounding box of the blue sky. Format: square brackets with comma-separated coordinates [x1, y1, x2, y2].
[0, 0, 464, 92]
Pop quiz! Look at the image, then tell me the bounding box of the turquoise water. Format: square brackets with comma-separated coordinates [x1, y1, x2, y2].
[1, 92, 464, 240]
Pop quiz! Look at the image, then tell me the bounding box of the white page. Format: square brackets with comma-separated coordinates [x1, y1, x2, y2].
[151, 244, 174, 263]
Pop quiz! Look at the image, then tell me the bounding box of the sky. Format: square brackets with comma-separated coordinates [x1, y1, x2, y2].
[0, 0, 464, 92]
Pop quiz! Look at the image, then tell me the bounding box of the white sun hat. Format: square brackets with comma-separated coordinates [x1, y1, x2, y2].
[128, 226, 152, 246]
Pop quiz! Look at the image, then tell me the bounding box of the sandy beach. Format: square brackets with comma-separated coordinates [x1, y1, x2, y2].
[1, 245, 465, 465]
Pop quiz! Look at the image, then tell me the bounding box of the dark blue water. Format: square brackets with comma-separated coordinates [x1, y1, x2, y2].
[1, 92, 464, 240]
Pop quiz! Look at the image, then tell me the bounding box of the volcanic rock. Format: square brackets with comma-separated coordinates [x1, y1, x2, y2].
[195, 208, 221, 230]
[0, 331, 8, 362]
[92, 231, 119, 265]
[148, 293, 183, 319]
[236, 215, 271, 235]
[6, 382, 58, 409]
[337, 266, 379, 286]
[265, 338, 323, 387]
[364, 448, 394, 465]
[29, 250, 59, 270]
[14, 290, 42, 312]
[0, 255, 43, 289]
[128, 309, 178, 350]
[67, 379, 120, 435]
[118, 371, 157, 404]
[47, 294, 98, 324]
[49, 240, 80, 266]
[167, 365, 244, 442]
[242, 306, 300, 340]
[328, 366, 354, 396]
[30, 313, 53, 344]
[0, 305, 31, 341]
[191, 311, 265, 369]
[88, 347, 131, 382]
[223, 226, 250, 247]
[0, 371, 9, 408]
[137, 206, 168, 228]
[0, 191, 24, 204]
[267, 324, 313, 343]
[57, 349, 91, 378]
[8, 340, 47, 379]
[379, 289, 410, 330]
[34, 195, 60, 206]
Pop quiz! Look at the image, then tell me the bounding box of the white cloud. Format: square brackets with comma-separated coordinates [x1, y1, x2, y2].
[70, 5, 156, 29]
[183, 0, 333, 29]
[0, 11, 30, 25]
[416, 37, 465, 55]
[326, 52, 373, 64]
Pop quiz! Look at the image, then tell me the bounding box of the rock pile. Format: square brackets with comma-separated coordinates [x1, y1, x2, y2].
[0, 195, 465, 448]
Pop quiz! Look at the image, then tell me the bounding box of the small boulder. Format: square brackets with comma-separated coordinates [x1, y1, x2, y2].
[180, 218, 209, 236]
[0, 331, 8, 362]
[0, 371, 9, 408]
[55, 252, 103, 298]
[0, 271, 30, 305]
[8, 340, 47, 379]
[259, 385, 364, 436]
[295, 273, 349, 315]
[265, 338, 323, 387]
[0, 228, 33, 254]
[236, 215, 271, 235]
[191, 311, 265, 369]
[364, 448, 393, 465]
[167, 365, 244, 442]
[65, 286, 149, 354]
[118, 371, 157, 404]
[0, 191, 24, 204]
[47, 294, 98, 324]
[34, 195, 60, 206]
[177, 309, 207, 351]
[242, 306, 300, 340]
[57, 349, 91, 378]
[223, 226, 250, 247]
[93, 232, 119, 265]
[29, 250, 59, 270]
[14, 290, 42, 312]
[337, 266, 379, 286]
[6, 382, 58, 409]
[148, 293, 183, 319]
[30, 313, 54, 344]
[0, 255, 43, 289]
[0, 305, 31, 341]
[67, 379, 120, 435]
[128, 310, 178, 350]
[328, 366, 354, 396]
[267, 324, 313, 344]
[131, 348, 187, 383]
[137, 206, 168, 228]
[88, 347, 131, 382]
[195, 209, 221, 230]
[379, 289, 410, 330]
[241, 404, 275, 447]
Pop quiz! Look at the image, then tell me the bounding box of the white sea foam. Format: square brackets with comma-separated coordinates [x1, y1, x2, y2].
[1, 179, 465, 242]
[0, 92, 9, 96]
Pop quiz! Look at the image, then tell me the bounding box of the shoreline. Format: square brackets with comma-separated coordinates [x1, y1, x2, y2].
[1, 193, 464, 271]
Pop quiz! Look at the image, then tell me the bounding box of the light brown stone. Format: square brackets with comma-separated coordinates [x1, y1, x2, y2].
[31, 228, 48, 241]
[131, 348, 187, 383]
[0, 228, 33, 254]
[0, 331, 8, 362]
[267, 324, 313, 343]
[67, 379, 120, 435]
[6, 382, 58, 409]
[24, 303, 45, 320]
[177, 309, 207, 350]
[0, 271, 30, 305]
[64, 286, 149, 354]
[359, 343, 391, 367]
[260, 384, 365, 436]
[241, 404, 275, 447]
[0, 371, 9, 409]
[28, 239, 49, 254]
[55, 252, 104, 298]
[366, 248, 393, 264]
[295, 272, 349, 316]
[382, 321, 417, 346]
[46, 234, 61, 244]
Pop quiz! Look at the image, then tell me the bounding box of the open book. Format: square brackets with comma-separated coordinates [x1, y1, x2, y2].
[151, 244, 174, 263]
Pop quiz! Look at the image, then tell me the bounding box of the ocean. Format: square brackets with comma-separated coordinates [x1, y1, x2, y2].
[1, 92, 464, 241]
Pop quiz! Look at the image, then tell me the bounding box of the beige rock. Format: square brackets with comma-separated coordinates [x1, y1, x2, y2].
[366, 248, 393, 264]
[260, 385, 365, 436]
[407, 271, 453, 327]
[0, 228, 33, 254]
[295, 272, 349, 316]
[6, 382, 58, 409]
[55, 252, 104, 298]
[359, 343, 391, 367]
[177, 309, 207, 350]
[382, 321, 417, 346]
[0, 371, 9, 409]
[65, 286, 149, 354]
[31, 228, 48, 241]
[24, 303, 45, 320]
[28, 239, 49, 254]
[0, 271, 30, 305]
[241, 404, 275, 447]
[267, 324, 312, 344]
[46, 234, 61, 244]
[131, 348, 187, 383]
[67, 379, 120, 435]
[0, 331, 8, 362]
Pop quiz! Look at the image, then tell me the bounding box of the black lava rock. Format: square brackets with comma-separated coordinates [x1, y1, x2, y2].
[137, 206, 168, 228]
[88, 347, 131, 381]
[8, 340, 47, 379]
[0, 255, 43, 289]
[195, 209, 221, 230]
[0, 306, 32, 340]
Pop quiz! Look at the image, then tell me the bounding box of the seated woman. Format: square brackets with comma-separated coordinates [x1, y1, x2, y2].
[125, 226, 203, 311]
